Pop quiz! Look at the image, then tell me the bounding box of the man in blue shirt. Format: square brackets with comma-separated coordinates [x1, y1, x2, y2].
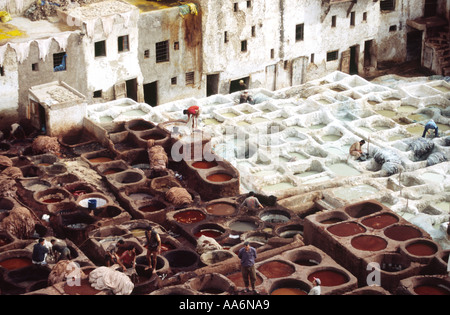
[32, 238, 49, 266]
[422, 119, 439, 138]
[238, 241, 257, 293]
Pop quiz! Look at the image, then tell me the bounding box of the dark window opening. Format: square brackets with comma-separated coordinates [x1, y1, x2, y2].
[0, 66, 4, 76]
[144, 50, 150, 59]
[363, 12, 367, 21]
[156, 40, 169, 63]
[296, 23, 304, 41]
[252, 26, 256, 37]
[95, 41, 106, 57]
[118, 35, 129, 52]
[350, 12, 355, 26]
[224, 31, 229, 43]
[93, 90, 102, 98]
[32, 63, 39, 71]
[234, 3, 238, 12]
[332, 16, 336, 27]
[270, 49, 275, 59]
[311, 53, 315, 64]
[327, 50, 339, 61]
[241, 40, 247, 52]
[174, 42, 179, 50]
[389, 25, 397, 32]
[171, 77, 177, 85]
[53, 52, 67, 72]
[247, 1, 251, 8]
[186, 72, 195, 85]
[380, 0, 395, 11]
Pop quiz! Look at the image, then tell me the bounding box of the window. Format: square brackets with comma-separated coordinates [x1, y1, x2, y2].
[0, 66, 4, 76]
[174, 42, 179, 50]
[32, 63, 39, 71]
[93, 90, 102, 98]
[234, 3, 238, 12]
[310, 53, 315, 64]
[241, 40, 247, 52]
[350, 12, 355, 26]
[155, 40, 169, 63]
[144, 49, 150, 59]
[270, 49, 275, 59]
[224, 31, 229, 43]
[247, 1, 251, 8]
[251, 26, 256, 37]
[53, 52, 67, 72]
[118, 35, 129, 52]
[186, 72, 194, 85]
[389, 25, 397, 32]
[380, 0, 395, 11]
[171, 77, 177, 85]
[327, 50, 339, 61]
[295, 24, 304, 41]
[363, 12, 367, 22]
[331, 16, 336, 27]
[95, 40, 106, 57]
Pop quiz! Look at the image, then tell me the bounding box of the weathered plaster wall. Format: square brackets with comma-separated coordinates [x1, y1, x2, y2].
[138, 7, 204, 105]
[0, 48, 19, 126]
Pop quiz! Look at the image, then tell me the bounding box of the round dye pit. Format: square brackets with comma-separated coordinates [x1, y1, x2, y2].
[0, 258, 32, 270]
[191, 161, 218, 169]
[205, 202, 236, 216]
[226, 271, 263, 288]
[229, 220, 259, 232]
[138, 201, 166, 213]
[286, 249, 322, 267]
[414, 285, 450, 295]
[114, 171, 144, 184]
[271, 286, 307, 295]
[260, 210, 291, 224]
[257, 260, 295, 279]
[307, 269, 348, 287]
[174, 210, 206, 224]
[345, 202, 383, 218]
[327, 222, 366, 237]
[361, 213, 399, 229]
[384, 225, 422, 241]
[193, 224, 225, 239]
[405, 241, 438, 257]
[277, 224, 303, 238]
[351, 235, 387, 252]
[163, 249, 199, 270]
[206, 173, 233, 182]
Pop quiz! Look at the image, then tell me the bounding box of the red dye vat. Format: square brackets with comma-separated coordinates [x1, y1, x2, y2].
[257, 261, 295, 279]
[206, 173, 233, 182]
[205, 203, 236, 216]
[414, 285, 450, 295]
[327, 222, 366, 237]
[42, 198, 63, 203]
[192, 161, 218, 169]
[384, 225, 422, 241]
[0, 258, 33, 270]
[307, 270, 348, 287]
[351, 235, 387, 252]
[271, 288, 307, 295]
[174, 210, 206, 224]
[194, 229, 223, 238]
[361, 213, 399, 229]
[406, 242, 437, 257]
[139, 203, 165, 213]
[88, 157, 113, 163]
[103, 168, 124, 175]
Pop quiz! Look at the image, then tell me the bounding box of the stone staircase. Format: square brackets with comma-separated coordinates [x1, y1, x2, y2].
[426, 26, 450, 76]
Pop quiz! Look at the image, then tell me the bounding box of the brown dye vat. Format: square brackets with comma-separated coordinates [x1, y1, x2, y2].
[64, 278, 102, 295]
[42, 198, 64, 203]
[226, 271, 263, 288]
[206, 173, 233, 182]
[174, 210, 206, 224]
[327, 222, 366, 237]
[406, 242, 437, 257]
[351, 235, 387, 252]
[345, 201, 383, 218]
[205, 202, 236, 216]
[0, 258, 32, 270]
[384, 225, 422, 241]
[194, 229, 223, 238]
[103, 168, 124, 175]
[271, 288, 307, 295]
[138, 201, 166, 213]
[361, 213, 399, 229]
[88, 157, 113, 163]
[414, 285, 450, 295]
[307, 270, 348, 287]
[192, 161, 218, 169]
[141, 133, 165, 141]
[257, 261, 295, 279]
[126, 119, 155, 131]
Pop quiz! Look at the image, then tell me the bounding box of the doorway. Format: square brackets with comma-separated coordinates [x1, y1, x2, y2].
[364, 40, 373, 67]
[349, 45, 359, 75]
[407, 30, 423, 62]
[207, 74, 219, 97]
[143, 81, 157, 107]
[29, 100, 46, 133]
[126, 78, 138, 102]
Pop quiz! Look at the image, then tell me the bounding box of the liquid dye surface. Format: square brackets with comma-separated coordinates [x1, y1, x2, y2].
[361, 213, 399, 229]
[271, 288, 307, 295]
[307, 270, 348, 287]
[192, 161, 218, 169]
[258, 261, 295, 279]
[174, 210, 206, 224]
[206, 173, 233, 182]
[351, 235, 387, 252]
[384, 225, 422, 241]
[327, 222, 366, 237]
[406, 242, 437, 256]
[205, 203, 236, 216]
[414, 285, 450, 295]
[0, 258, 32, 270]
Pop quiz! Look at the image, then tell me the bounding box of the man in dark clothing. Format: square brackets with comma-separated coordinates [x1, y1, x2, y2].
[238, 241, 257, 293]
[32, 238, 49, 266]
[51, 239, 71, 262]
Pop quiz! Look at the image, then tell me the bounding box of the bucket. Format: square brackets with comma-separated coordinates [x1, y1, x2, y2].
[88, 199, 97, 211]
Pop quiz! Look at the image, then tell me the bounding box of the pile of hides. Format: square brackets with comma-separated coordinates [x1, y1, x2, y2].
[165, 187, 192, 207]
[32, 136, 61, 155]
[0, 155, 19, 197]
[408, 137, 434, 160]
[444, 136, 450, 146]
[427, 152, 447, 166]
[147, 144, 168, 172]
[196, 235, 222, 255]
[373, 148, 404, 176]
[48, 260, 86, 285]
[0, 206, 36, 239]
[89, 266, 134, 295]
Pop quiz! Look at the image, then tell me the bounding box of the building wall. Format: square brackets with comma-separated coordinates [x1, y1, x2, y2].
[0, 48, 19, 126]
[137, 7, 204, 105]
